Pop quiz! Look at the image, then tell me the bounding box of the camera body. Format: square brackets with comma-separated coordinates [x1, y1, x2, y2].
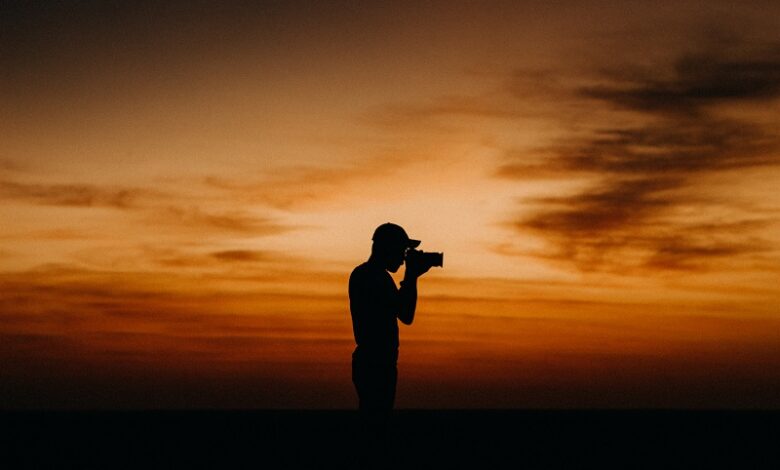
[406, 249, 444, 269]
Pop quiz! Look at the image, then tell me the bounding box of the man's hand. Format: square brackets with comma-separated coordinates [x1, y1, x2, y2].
[404, 253, 432, 279]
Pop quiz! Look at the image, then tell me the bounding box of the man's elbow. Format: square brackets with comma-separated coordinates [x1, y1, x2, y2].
[400, 316, 414, 325]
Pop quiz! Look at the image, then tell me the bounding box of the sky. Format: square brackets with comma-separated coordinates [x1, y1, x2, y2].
[1, 0, 779, 409]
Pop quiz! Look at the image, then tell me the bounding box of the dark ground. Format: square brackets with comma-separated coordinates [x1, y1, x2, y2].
[2, 410, 778, 469]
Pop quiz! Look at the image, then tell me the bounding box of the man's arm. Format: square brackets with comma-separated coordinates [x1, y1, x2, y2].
[397, 255, 432, 324]
[397, 276, 417, 325]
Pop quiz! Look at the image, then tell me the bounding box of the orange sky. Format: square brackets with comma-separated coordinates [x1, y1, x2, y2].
[2, 1, 779, 409]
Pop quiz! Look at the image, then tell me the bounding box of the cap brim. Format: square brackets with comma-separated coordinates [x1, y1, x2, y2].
[407, 239, 421, 248]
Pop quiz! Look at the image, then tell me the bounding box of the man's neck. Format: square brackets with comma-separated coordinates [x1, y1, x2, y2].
[367, 254, 386, 271]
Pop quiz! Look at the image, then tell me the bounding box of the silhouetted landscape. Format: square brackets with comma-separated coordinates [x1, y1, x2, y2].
[3, 409, 778, 468]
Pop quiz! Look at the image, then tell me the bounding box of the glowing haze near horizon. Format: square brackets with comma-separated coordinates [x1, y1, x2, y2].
[2, 1, 779, 409]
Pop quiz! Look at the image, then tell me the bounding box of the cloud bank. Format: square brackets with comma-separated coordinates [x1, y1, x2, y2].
[502, 43, 780, 271]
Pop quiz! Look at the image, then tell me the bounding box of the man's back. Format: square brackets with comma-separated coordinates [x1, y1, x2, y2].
[349, 261, 400, 364]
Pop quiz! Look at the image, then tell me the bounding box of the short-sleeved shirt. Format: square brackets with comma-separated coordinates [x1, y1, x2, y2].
[349, 261, 400, 365]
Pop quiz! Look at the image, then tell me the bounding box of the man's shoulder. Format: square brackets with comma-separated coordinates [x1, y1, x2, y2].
[350, 262, 388, 283]
[350, 262, 374, 279]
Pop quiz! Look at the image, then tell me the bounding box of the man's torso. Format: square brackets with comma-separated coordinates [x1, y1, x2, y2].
[349, 261, 400, 364]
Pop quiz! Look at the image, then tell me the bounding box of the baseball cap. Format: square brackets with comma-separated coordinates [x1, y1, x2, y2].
[372, 222, 421, 248]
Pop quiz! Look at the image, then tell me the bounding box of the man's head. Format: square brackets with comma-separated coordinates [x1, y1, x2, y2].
[371, 222, 420, 272]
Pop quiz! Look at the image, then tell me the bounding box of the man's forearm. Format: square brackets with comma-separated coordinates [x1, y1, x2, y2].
[397, 276, 418, 324]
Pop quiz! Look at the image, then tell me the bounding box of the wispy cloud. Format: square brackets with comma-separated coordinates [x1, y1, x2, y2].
[0, 263, 354, 407]
[0, 263, 350, 340]
[0, 158, 27, 172]
[500, 42, 780, 272]
[0, 179, 154, 209]
[363, 66, 576, 131]
[135, 245, 288, 269]
[363, 93, 526, 129]
[202, 157, 408, 211]
[0, 176, 296, 237]
[150, 205, 290, 235]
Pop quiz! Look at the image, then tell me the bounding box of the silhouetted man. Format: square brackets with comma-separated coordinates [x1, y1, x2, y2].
[349, 222, 431, 464]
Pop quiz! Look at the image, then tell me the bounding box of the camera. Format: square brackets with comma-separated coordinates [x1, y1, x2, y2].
[406, 249, 444, 269]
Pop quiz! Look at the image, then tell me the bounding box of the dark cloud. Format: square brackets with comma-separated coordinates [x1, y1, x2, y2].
[581, 48, 780, 116]
[523, 178, 679, 235]
[501, 42, 780, 272]
[210, 250, 270, 263]
[511, 119, 776, 177]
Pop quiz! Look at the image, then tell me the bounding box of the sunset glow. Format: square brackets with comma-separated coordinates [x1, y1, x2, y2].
[2, 1, 779, 409]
